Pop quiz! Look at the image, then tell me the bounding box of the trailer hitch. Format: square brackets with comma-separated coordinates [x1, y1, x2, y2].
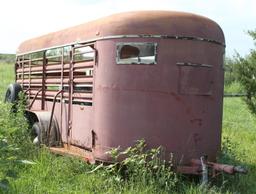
[177, 156, 247, 177]
[191, 158, 247, 175]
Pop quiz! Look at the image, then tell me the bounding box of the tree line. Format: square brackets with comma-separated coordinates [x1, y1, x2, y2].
[0, 53, 15, 64]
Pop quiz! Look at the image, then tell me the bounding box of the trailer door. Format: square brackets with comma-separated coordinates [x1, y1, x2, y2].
[67, 43, 97, 149]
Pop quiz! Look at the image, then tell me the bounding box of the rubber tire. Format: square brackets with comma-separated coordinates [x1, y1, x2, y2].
[4, 83, 22, 103]
[32, 122, 40, 145]
[32, 122, 57, 146]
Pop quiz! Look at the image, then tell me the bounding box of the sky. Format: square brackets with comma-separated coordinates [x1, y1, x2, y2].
[0, 0, 255, 57]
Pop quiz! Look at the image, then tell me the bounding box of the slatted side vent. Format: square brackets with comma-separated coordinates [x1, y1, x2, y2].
[16, 44, 95, 106]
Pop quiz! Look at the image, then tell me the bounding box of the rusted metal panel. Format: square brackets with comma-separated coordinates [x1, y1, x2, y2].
[178, 63, 213, 95]
[49, 144, 95, 163]
[93, 37, 224, 165]
[71, 104, 93, 149]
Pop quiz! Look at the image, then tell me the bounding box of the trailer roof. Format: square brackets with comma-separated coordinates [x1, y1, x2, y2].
[17, 11, 225, 54]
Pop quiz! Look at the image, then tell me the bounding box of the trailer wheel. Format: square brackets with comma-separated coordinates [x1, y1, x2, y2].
[4, 83, 22, 103]
[31, 121, 58, 146]
[32, 122, 41, 144]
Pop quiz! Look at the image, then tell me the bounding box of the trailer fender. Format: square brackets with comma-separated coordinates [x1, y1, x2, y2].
[26, 110, 61, 146]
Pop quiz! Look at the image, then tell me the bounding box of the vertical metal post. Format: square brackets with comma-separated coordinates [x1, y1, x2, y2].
[28, 54, 31, 99]
[41, 51, 46, 110]
[22, 55, 24, 87]
[67, 46, 74, 146]
[60, 48, 64, 138]
[15, 56, 18, 83]
[47, 90, 63, 145]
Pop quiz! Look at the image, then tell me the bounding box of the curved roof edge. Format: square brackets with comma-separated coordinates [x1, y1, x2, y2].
[17, 11, 225, 54]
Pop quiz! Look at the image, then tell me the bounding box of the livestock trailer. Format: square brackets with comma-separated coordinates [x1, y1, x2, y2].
[5, 11, 246, 176]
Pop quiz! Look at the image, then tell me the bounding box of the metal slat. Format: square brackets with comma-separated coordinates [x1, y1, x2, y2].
[29, 90, 93, 99]
[73, 61, 94, 68]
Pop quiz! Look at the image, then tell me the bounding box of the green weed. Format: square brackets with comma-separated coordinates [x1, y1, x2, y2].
[101, 140, 178, 193]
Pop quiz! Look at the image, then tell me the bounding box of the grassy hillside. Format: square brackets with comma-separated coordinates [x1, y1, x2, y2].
[0, 62, 255, 193]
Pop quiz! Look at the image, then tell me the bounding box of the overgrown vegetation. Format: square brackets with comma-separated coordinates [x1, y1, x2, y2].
[102, 140, 178, 192]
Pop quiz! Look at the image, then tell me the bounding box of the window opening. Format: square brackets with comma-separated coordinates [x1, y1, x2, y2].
[116, 42, 157, 64]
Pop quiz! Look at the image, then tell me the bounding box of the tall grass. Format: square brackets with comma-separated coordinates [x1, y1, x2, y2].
[0, 62, 255, 193]
[220, 98, 256, 194]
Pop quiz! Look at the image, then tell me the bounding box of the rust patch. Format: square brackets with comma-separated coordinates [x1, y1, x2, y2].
[190, 118, 202, 126]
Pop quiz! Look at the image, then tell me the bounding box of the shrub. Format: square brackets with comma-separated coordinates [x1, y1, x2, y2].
[100, 140, 178, 192]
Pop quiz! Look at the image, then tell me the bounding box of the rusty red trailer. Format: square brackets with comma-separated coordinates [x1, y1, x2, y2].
[5, 11, 246, 176]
